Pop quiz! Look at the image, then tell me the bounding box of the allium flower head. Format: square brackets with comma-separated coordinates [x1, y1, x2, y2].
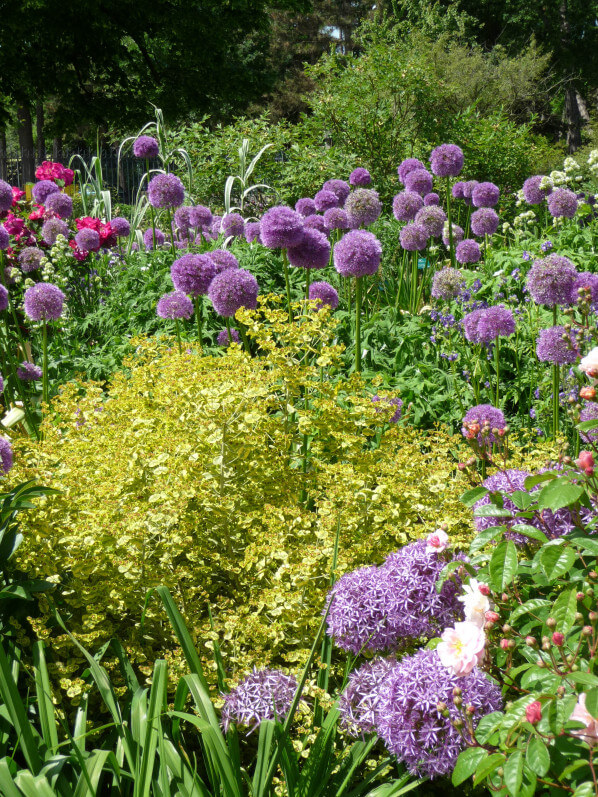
[174, 207, 191, 235]
[18, 247, 44, 273]
[442, 222, 464, 248]
[208, 268, 259, 317]
[400, 223, 428, 251]
[461, 181, 478, 205]
[148, 173, 185, 209]
[323, 207, 349, 231]
[0, 285, 7, 312]
[526, 254, 577, 306]
[404, 169, 433, 196]
[344, 188, 382, 228]
[143, 228, 165, 249]
[221, 213, 245, 238]
[0, 437, 13, 476]
[429, 144, 464, 177]
[462, 404, 506, 445]
[470, 208, 499, 237]
[244, 222, 262, 244]
[23, 282, 65, 321]
[371, 395, 403, 423]
[260, 206, 304, 249]
[339, 658, 395, 737]
[41, 217, 69, 245]
[572, 273, 598, 308]
[110, 217, 131, 238]
[452, 182, 466, 200]
[523, 175, 552, 205]
[431, 267, 464, 301]
[211, 216, 223, 236]
[75, 228, 101, 252]
[0, 181, 13, 213]
[295, 198, 317, 217]
[17, 362, 42, 381]
[287, 228, 330, 270]
[462, 308, 485, 344]
[221, 668, 297, 733]
[472, 182, 499, 208]
[133, 136, 159, 159]
[189, 205, 213, 229]
[333, 230, 381, 277]
[314, 189, 340, 212]
[547, 187, 578, 219]
[455, 239, 481, 264]
[303, 215, 328, 235]
[536, 326, 579, 364]
[349, 167, 372, 186]
[322, 179, 350, 204]
[376, 649, 502, 778]
[475, 305, 516, 342]
[580, 403, 598, 443]
[157, 290, 194, 320]
[208, 250, 239, 274]
[171, 253, 216, 296]
[32, 180, 60, 205]
[398, 158, 425, 184]
[308, 280, 339, 310]
[392, 191, 423, 222]
[424, 192, 440, 206]
[44, 191, 73, 218]
[0, 226, 9, 249]
[414, 205, 447, 238]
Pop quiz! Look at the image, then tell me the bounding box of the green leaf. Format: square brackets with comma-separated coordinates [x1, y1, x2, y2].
[572, 783, 595, 797]
[509, 491, 533, 510]
[509, 524, 548, 543]
[469, 526, 505, 554]
[461, 486, 488, 507]
[540, 544, 576, 580]
[474, 711, 503, 744]
[585, 689, 598, 719]
[452, 747, 488, 786]
[509, 598, 551, 624]
[567, 672, 598, 687]
[551, 589, 578, 634]
[503, 751, 524, 797]
[525, 737, 549, 777]
[474, 505, 513, 518]
[473, 753, 506, 786]
[32, 642, 59, 755]
[489, 540, 518, 592]
[537, 479, 583, 512]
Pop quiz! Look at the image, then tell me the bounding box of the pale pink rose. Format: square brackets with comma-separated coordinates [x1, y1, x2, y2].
[426, 529, 449, 555]
[570, 693, 598, 746]
[458, 579, 492, 628]
[437, 621, 486, 677]
[579, 348, 598, 379]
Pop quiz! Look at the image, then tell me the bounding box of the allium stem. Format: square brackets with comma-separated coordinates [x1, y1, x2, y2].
[495, 336, 500, 407]
[0, 318, 39, 440]
[193, 296, 203, 349]
[410, 251, 418, 314]
[305, 267, 311, 303]
[446, 176, 456, 268]
[174, 318, 182, 354]
[224, 316, 233, 347]
[146, 158, 157, 250]
[42, 319, 48, 407]
[282, 249, 293, 323]
[355, 276, 362, 373]
[237, 322, 251, 356]
[552, 305, 559, 438]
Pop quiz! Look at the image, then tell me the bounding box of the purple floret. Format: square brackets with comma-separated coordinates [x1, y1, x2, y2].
[303, 215, 328, 235]
[133, 136, 159, 159]
[323, 179, 351, 204]
[455, 239, 481, 264]
[208, 268, 259, 317]
[536, 326, 579, 364]
[462, 308, 485, 344]
[547, 188, 578, 219]
[308, 280, 339, 310]
[442, 223, 464, 248]
[429, 144, 464, 178]
[472, 182, 499, 208]
[333, 230, 381, 277]
[32, 180, 60, 205]
[217, 328, 240, 346]
[314, 189, 340, 212]
[260, 206, 305, 249]
[470, 208, 499, 237]
[526, 254, 577, 307]
[156, 290, 194, 320]
[18, 247, 44, 273]
[475, 305, 516, 342]
[144, 228, 165, 249]
[295, 198, 317, 217]
[221, 668, 297, 733]
[452, 182, 466, 200]
[189, 205, 213, 229]
[414, 205, 447, 238]
[0, 285, 7, 312]
[221, 213, 245, 238]
[344, 189, 382, 228]
[431, 268, 464, 301]
[75, 228, 100, 252]
[171, 253, 216, 296]
[349, 167, 372, 187]
[523, 175, 552, 205]
[44, 192, 73, 218]
[571, 273, 598, 308]
[404, 169, 433, 197]
[208, 249, 240, 274]
[397, 158, 425, 184]
[148, 173, 185, 209]
[461, 181, 478, 206]
[0, 226, 8, 249]
[41, 218, 69, 245]
[244, 222, 262, 244]
[0, 437, 13, 476]
[323, 207, 349, 231]
[287, 228, 330, 270]
[580, 403, 598, 443]
[17, 361, 42, 381]
[339, 658, 395, 737]
[392, 191, 423, 222]
[0, 181, 13, 213]
[23, 283, 65, 321]
[400, 223, 428, 252]
[424, 192, 440, 206]
[110, 217, 131, 238]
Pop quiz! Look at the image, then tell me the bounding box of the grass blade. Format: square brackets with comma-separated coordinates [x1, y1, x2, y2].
[32, 642, 59, 755]
[0, 644, 43, 773]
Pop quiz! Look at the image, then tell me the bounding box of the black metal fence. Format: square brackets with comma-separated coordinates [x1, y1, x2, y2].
[0, 149, 160, 205]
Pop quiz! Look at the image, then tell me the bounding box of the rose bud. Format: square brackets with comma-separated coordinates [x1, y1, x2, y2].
[577, 592, 586, 601]
[485, 611, 500, 624]
[552, 631, 565, 646]
[580, 386, 596, 400]
[547, 617, 556, 629]
[500, 638, 510, 650]
[525, 636, 537, 647]
[478, 583, 490, 596]
[583, 626, 593, 636]
[576, 450, 595, 475]
[525, 701, 542, 725]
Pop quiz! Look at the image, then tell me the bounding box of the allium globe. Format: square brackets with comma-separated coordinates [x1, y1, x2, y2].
[323, 207, 349, 231]
[523, 175, 552, 205]
[314, 189, 340, 212]
[0, 226, 9, 249]
[174, 207, 191, 235]
[171, 254, 216, 296]
[536, 326, 579, 364]
[322, 179, 350, 204]
[17, 362, 42, 381]
[547, 187, 578, 219]
[404, 169, 433, 196]
[23, 283, 65, 321]
[414, 205, 447, 238]
[0, 180, 13, 213]
[244, 222, 262, 244]
[41, 218, 69, 245]
[462, 308, 485, 344]
[461, 181, 479, 206]
[207, 249, 239, 274]
[333, 230, 382, 277]
[156, 290, 194, 320]
[0, 437, 13, 476]
[110, 217, 131, 238]
[442, 222, 464, 248]
[295, 198, 317, 217]
[308, 280, 339, 310]
[455, 239, 481, 264]
[344, 189, 382, 228]
[429, 144, 464, 178]
[470, 208, 499, 237]
[221, 213, 245, 238]
[424, 192, 440, 206]
[397, 158, 425, 184]
[75, 228, 101, 252]
[526, 254, 577, 307]
[44, 191, 73, 218]
[133, 136, 159, 159]
[221, 668, 297, 732]
[580, 404, 598, 443]
[472, 182, 500, 208]
[431, 267, 464, 301]
[208, 268, 259, 317]
[475, 305, 516, 342]
[143, 228, 165, 249]
[303, 215, 328, 235]
[338, 658, 395, 736]
[147, 173, 185, 209]
[217, 328, 240, 346]
[18, 247, 44, 273]
[462, 404, 506, 445]
[392, 191, 423, 222]
[211, 216, 223, 236]
[0, 285, 7, 312]
[189, 205, 213, 229]
[571, 273, 598, 308]
[32, 180, 60, 204]
[349, 167, 372, 186]
[399, 223, 428, 252]
[260, 206, 304, 249]
[287, 228, 330, 269]
[452, 182, 466, 200]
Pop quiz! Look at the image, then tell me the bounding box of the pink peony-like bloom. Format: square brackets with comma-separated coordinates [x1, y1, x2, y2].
[570, 693, 598, 746]
[425, 529, 449, 555]
[458, 579, 491, 628]
[580, 348, 598, 378]
[437, 621, 486, 677]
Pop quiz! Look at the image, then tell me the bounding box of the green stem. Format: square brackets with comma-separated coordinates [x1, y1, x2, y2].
[146, 158, 156, 250]
[175, 318, 182, 354]
[410, 250, 418, 314]
[42, 320, 48, 408]
[193, 296, 203, 349]
[552, 305, 559, 439]
[236, 322, 251, 356]
[446, 176, 456, 268]
[355, 276, 362, 373]
[305, 267, 311, 303]
[168, 208, 175, 256]
[282, 249, 293, 323]
[495, 336, 500, 408]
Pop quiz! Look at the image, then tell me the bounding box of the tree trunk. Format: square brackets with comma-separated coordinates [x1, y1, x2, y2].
[52, 136, 62, 162]
[0, 128, 6, 181]
[36, 100, 46, 163]
[16, 102, 35, 183]
[565, 84, 582, 153]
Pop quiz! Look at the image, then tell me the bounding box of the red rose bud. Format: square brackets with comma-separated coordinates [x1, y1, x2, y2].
[525, 701, 542, 725]
[485, 611, 500, 623]
[500, 638, 510, 650]
[576, 450, 595, 475]
[552, 631, 565, 646]
[580, 386, 596, 400]
[457, 462, 467, 471]
[577, 592, 586, 601]
[478, 583, 491, 596]
[525, 636, 537, 647]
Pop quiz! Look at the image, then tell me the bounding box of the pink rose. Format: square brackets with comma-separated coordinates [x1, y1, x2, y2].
[437, 621, 486, 677]
[571, 693, 598, 746]
[425, 529, 449, 555]
[525, 701, 542, 724]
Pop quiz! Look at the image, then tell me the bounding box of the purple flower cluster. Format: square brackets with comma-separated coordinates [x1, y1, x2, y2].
[344, 189, 382, 228]
[156, 290, 194, 320]
[333, 230, 381, 277]
[398, 158, 425, 184]
[41, 218, 69, 245]
[308, 280, 339, 310]
[75, 228, 101, 252]
[221, 213, 245, 238]
[404, 169, 433, 197]
[0, 181, 13, 213]
[147, 173, 185, 209]
[547, 188, 578, 219]
[0, 437, 13, 476]
[189, 205, 213, 229]
[462, 404, 506, 445]
[314, 189, 340, 212]
[17, 362, 42, 381]
[208, 249, 239, 274]
[23, 283, 65, 321]
[431, 268, 464, 301]
[472, 182, 499, 208]
[111, 217, 131, 238]
[572, 273, 598, 308]
[171, 254, 216, 297]
[400, 223, 427, 252]
[392, 191, 423, 222]
[371, 395, 403, 423]
[32, 180, 60, 205]
[303, 215, 327, 235]
[261, 206, 304, 249]
[462, 305, 514, 344]
[144, 228, 165, 249]
[350, 167, 372, 186]
[424, 192, 440, 206]
[133, 136, 159, 159]
[244, 222, 262, 244]
[208, 268, 259, 317]
[18, 247, 44, 273]
[323, 207, 349, 231]
[429, 144, 464, 177]
[0, 226, 8, 250]
[221, 668, 297, 732]
[295, 198, 317, 217]
[442, 223, 464, 248]
[338, 658, 395, 736]
[536, 326, 579, 364]
[455, 239, 481, 264]
[414, 205, 446, 238]
[523, 175, 552, 205]
[0, 285, 7, 312]
[580, 404, 598, 443]
[526, 254, 577, 307]
[217, 327, 241, 346]
[45, 192, 73, 218]
[287, 228, 330, 270]
[470, 208, 499, 237]
[323, 179, 351, 204]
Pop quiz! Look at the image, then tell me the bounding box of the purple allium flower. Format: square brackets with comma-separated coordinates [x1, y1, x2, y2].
[314, 189, 340, 212]
[17, 361, 42, 381]
[221, 213, 245, 238]
[208, 268, 259, 317]
[207, 249, 239, 274]
[397, 158, 425, 184]
[580, 403, 598, 443]
[523, 175, 552, 205]
[414, 205, 447, 238]
[260, 206, 304, 249]
[217, 327, 241, 346]
[377, 650, 502, 778]
[0, 181, 13, 213]
[526, 254, 577, 307]
[536, 326, 579, 364]
[23, 282, 65, 321]
[461, 181, 478, 206]
[455, 239, 481, 264]
[287, 228, 330, 270]
[470, 208, 499, 237]
[442, 222, 464, 248]
[44, 191, 72, 218]
[344, 188, 382, 228]
[18, 247, 44, 273]
[404, 169, 433, 197]
[349, 167, 372, 187]
[475, 305, 516, 343]
[392, 191, 423, 222]
[0, 437, 13, 476]
[75, 228, 101, 252]
[339, 658, 395, 737]
[221, 668, 297, 733]
[323, 179, 351, 204]
[156, 290, 194, 320]
[424, 192, 440, 206]
[308, 280, 339, 310]
[144, 227, 165, 249]
[32, 180, 60, 205]
[148, 173, 185, 209]
[110, 217, 131, 238]
[244, 222, 262, 244]
[431, 268, 464, 301]
[371, 395, 403, 423]
[0, 226, 9, 249]
[171, 253, 216, 296]
[333, 230, 381, 277]
[174, 206, 191, 235]
[303, 215, 328, 235]
[462, 404, 506, 445]
[189, 205, 213, 229]
[452, 182, 466, 200]
[547, 187, 578, 219]
[462, 308, 485, 344]
[400, 223, 428, 251]
[0, 285, 7, 312]
[571, 273, 598, 308]
[429, 144, 464, 178]
[472, 182, 499, 208]
[133, 136, 159, 159]
[41, 217, 69, 245]
[323, 207, 349, 231]
[211, 216, 223, 236]
[295, 198, 317, 217]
